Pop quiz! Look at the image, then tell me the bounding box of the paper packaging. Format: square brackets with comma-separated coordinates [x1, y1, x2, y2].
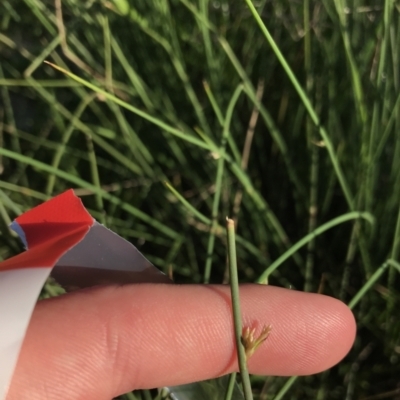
[0, 190, 170, 400]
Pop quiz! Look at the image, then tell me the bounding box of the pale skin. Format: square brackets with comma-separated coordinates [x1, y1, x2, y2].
[7, 284, 356, 400]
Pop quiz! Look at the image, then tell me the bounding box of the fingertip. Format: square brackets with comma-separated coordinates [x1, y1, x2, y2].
[243, 287, 357, 375]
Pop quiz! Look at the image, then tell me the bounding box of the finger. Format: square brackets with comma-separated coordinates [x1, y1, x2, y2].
[7, 284, 356, 400]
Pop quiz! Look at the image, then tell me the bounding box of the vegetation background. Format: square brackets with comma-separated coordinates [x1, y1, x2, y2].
[0, 0, 399, 398]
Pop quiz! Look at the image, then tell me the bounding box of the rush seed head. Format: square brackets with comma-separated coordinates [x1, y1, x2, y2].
[241, 324, 272, 359]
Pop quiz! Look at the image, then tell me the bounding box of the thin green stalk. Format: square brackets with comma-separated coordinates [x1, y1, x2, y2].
[223, 373, 237, 400]
[374, 92, 400, 162]
[231, 78, 264, 231]
[0, 65, 24, 182]
[203, 84, 243, 283]
[0, 86, 16, 154]
[304, 143, 319, 292]
[101, 14, 113, 91]
[348, 262, 388, 311]
[0, 31, 31, 59]
[27, 77, 144, 175]
[332, 0, 367, 127]
[387, 193, 400, 317]
[199, 0, 218, 90]
[122, 6, 211, 136]
[44, 62, 300, 262]
[4, 118, 132, 175]
[203, 80, 241, 164]
[349, 259, 400, 310]
[258, 212, 374, 283]
[0, 190, 20, 222]
[273, 376, 298, 400]
[0, 79, 82, 86]
[0, 181, 48, 201]
[164, 181, 210, 225]
[44, 61, 212, 151]
[24, 35, 61, 77]
[106, 101, 154, 177]
[218, 37, 306, 201]
[226, 218, 253, 400]
[390, 201, 400, 260]
[141, 389, 152, 400]
[365, 102, 380, 213]
[227, 155, 302, 265]
[111, 36, 154, 110]
[163, 236, 184, 273]
[84, 131, 104, 222]
[203, 80, 224, 126]
[303, 0, 318, 292]
[164, 1, 212, 135]
[0, 147, 178, 239]
[388, 259, 400, 272]
[242, 0, 354, 210]
[122, 391, 138, 400]
[46, 93, 96, 195]
[339, 219, 361, 302]
[164, 182, 272, 269]
[23, 0, 57, 35]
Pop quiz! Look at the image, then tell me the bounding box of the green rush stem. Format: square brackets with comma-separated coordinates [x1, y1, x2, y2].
[24, 35, 61, 77]
[0, 181, 48, 201]
[85, 131, 105, 223]
[387, 198, 400, 318]
[101, 13, 113, 91]
[0, 147, 177, 239]
[242, 0, 354, 210]
[339, 220, 361, 302]
[273, 376, 298, 400]
[349, 259, 400, 310]
[332, 0, 367, 127]
[303, 0, 318, 292]
[348, 262, 388, 310]
[164, 181, 274, 269]
[46, 93, 96, 195]
[258, 212, 374, 284]
[0, 79, 86, 87]
[141, 389, 152, 400]
[199, 0, 218, 90]
[223, 373, 237, 400]
[164, 181, 210, 225]
[43, 61, 212, 151]
[43, 62, 300, 263]
[203, 80, 224, 126]
[226, 218, 253, 400]
[203, 84, 243, 283]
[123, 391, 138, 400]
[218, 37, 306, 202]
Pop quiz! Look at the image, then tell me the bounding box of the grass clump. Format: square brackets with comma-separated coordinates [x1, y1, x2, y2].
[0, 0, 399, 398]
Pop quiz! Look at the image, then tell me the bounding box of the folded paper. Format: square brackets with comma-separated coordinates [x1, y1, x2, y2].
[0, 190, 170, 400]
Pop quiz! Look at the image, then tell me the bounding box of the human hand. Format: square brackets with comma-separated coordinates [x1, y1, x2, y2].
[6, 284, 356, 399]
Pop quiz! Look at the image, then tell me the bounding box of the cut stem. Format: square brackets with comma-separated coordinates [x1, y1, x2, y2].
[226, 217, 253, 400]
